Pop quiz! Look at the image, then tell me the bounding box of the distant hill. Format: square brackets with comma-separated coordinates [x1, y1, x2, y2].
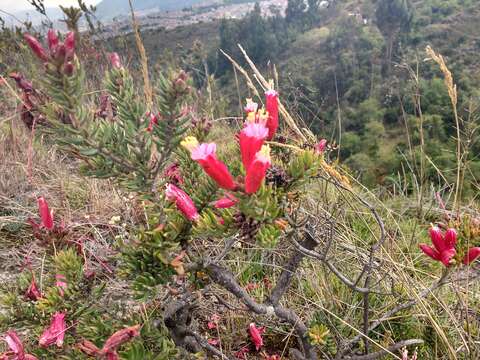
[94, 0, 211, 19]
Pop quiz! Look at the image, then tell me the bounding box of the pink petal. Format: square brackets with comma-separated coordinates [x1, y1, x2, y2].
[429, 226, 446, 252]
[419, 244, 440, 261]
[444, 228, 457, 248]
[463, 247, 480, 265]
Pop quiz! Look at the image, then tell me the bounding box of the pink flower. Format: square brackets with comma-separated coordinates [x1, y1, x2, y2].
[109, 52, 122, 69]
[265, 89, 279, 140]
[25, 276, 42, 301]
[39, 312, 67, 348]
[463, 247, 480, 265]
[47, 29, 59, 51]
[101, 325, 140, 355]
[315, 139, 327, 154]
[419, 226, 456, 267]
[55, 274, 68, 296]
[24, 34, 48, 61]
[146, 112, 159, 132]
[4, 331, 24, 357]
[245, 145, 271, 194]
[214, 193, 238, 209]
[2, 331, 39, 360]
[165, 184, 199, 221]
[187, 140, 236, 190]
[37, 197, 54, 230]
[239, 122, 268, 170]
[248, 323, 265, 351]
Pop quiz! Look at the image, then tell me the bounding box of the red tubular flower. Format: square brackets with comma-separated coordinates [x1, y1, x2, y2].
[37, 197, 54, 230]
[39, 312, 67, 348]
[265, 89, 279, 140]
[47, 29, 59, 51]
[24, 34, 48, 61]
[214, 193, 238, 209]
[109, 52, 122, 69]
[419, 226, 456, 267]
[165, 184, 199, 221]
[25, 277, 42, 301]
[64, 32, 75, 60]
[315, 139, 327, 154]
[444, 228, 457, 248]
[101, 325, 140, 354]
[463, 247, 480, 265]
[245, 145, 271, 194]
[187, 139, 236, 190]
[239, 122, 268, 170]
[248, 323, 265, 351]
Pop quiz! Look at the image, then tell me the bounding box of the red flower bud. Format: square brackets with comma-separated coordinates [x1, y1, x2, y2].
[101, 325, 140, 354]
[463, 247, 480, 265]
[47, 29, 59, 51]
[64, 62, 74, 76]
[25, 276, 42, 301]
[315, 139, 327, 154]
[214, 193, 238, 209]
[37, 197, 54, 230]
[265, 89, 278, 140]
[24, 33, 48, 61]
[248, 323, 264, 351]
[165, 184, 199, 221]
[146, 112, 158, 132]
[64, 31, 75, 61]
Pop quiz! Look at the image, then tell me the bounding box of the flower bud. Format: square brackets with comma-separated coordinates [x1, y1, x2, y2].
[24, 33, 48, 61]
[64, 31, 75, 61]
[109, 52, 122, 68]
[47, 29, 59, 51]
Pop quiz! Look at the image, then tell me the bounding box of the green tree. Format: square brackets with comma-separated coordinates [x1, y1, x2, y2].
[375, 0, 413, 72]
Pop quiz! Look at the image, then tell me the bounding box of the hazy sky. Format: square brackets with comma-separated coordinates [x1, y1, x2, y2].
[1, 0, 99, 13]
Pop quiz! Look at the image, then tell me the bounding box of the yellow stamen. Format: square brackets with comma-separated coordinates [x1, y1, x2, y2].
[181, 136, 199, 152]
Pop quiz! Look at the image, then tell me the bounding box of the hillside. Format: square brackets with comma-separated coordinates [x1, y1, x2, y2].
[122, 0, 480, 192]
[95, 0, 219, 19]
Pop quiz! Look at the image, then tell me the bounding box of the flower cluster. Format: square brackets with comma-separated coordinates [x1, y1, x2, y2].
[419, 225, 480, 266]
[165, 88, 279, 221]
[24, 30, 76, 75]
